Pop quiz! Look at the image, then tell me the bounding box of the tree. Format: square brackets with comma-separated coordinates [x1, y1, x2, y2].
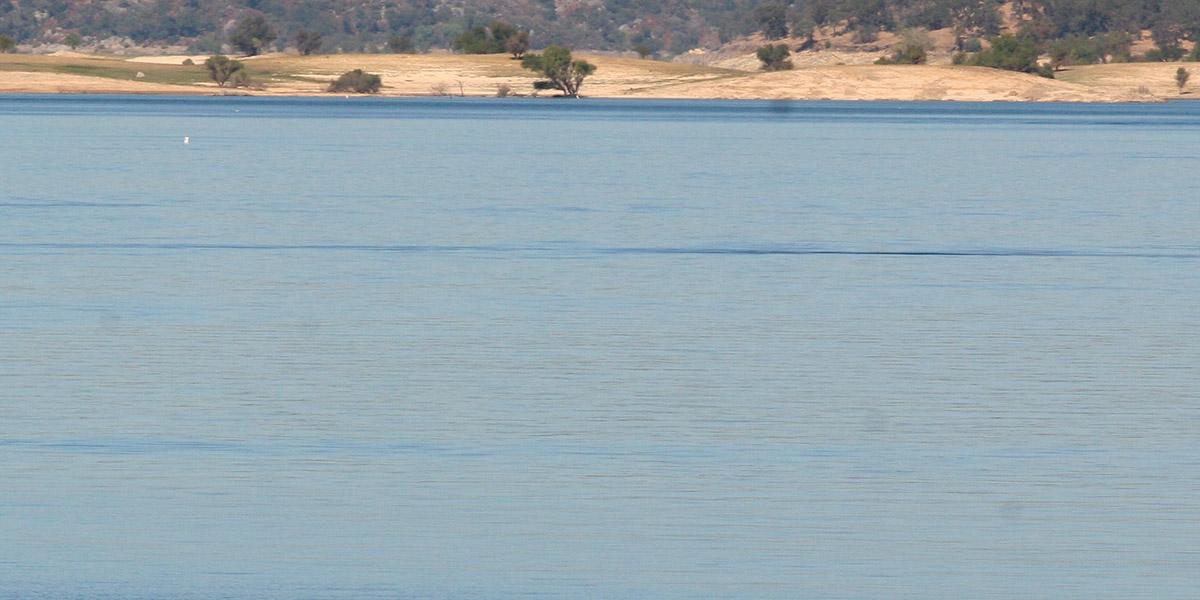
[387, 35, 414, 53]
[453, 20, 520, 54]
[876, 43, 927, 64]
[65, 33, 82, 50]
[790, 15, 818, 50]
[205, 55, 245, 87]
[755, 3, 790, 40]
[1177, 67, 1191, 92]
[756, 44, 794, 71]
[964, 34, 1054, 78]
[295, 30, 322, 56]
[329, 69, 381, 93]
[229, 13, 277, 56]
[0, 35, 15, 53]
[505, 30, 530, 59]
[521, 45, 596, 97]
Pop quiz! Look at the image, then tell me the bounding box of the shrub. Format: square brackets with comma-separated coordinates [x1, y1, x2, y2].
[495, 83, 511, 97]
[962, 37, 983, 53]
[328, 69, 381, 93]
[1177, 67, 1191, 92]
[756, 44, 793, 71]
[182, 58, 195, 66]
[876, 43, 927, 65]
[1049, 36, 1105, 70]
[0, 35, 15, 53]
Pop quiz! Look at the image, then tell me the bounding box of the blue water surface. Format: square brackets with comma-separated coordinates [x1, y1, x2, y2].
[2, 96, 1198, 599]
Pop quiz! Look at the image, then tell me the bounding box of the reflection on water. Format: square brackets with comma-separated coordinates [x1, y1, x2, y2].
[2, 97, 1198, 599]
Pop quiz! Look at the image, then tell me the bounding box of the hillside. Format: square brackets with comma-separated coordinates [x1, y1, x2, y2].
[1, 0, 1197, 59]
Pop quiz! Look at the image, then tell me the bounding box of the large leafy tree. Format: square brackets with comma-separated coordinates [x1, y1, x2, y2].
[755, 3, 790, 40]
[295, 30, 322, 56]
[229, 12, 277, 56]
[205, 55, 245, 87]
[521, 45, 596, 97]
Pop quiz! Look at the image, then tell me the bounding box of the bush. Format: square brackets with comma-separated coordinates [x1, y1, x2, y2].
[0, 35, 15, 53]
[962, 37, 983, 53]
[756, 44, 793, 71]
[182, 58, 195, 66]
[1177, 67, 1191, 91]
[1048, 36, 1104, 70]
[328, 69, 381, 93]
[876, 43, 927, 65]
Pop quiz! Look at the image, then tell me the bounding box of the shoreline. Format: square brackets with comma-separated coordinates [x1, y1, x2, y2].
[1, 53, 1194, 103]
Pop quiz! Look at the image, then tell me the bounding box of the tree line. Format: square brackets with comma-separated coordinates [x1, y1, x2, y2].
[2, 0, 1198, 62]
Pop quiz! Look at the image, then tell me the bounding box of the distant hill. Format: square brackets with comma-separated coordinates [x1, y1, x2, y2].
[1, 0, 1197, 58]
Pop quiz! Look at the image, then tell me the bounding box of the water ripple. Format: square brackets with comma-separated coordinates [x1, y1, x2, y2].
[0, 241, 1195, 259]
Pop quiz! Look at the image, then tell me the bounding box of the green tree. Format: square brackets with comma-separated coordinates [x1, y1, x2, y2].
[965, 34, 1054, 78]
[453, 20, 520, 54]
[755, 3, 790, 40]
[521, 45, 596, 97]
[756, 44, 794, 70]
[876, 43, 928, 64]
[0, 35, 15, 53]
[65, 33, 82, 50]
[295, 30, 322, 56]
[387, 35, 414, 53]
[1177, 67, 1191, 92]
[329, 69, 381, 93]
[1150, 22, 1186, 60]
[205, 55, 245, 87]
[505, 30, 530, 59]
[229, 13, 277, 56]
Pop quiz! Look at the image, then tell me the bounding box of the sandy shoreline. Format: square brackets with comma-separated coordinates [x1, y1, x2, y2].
[1, 53, 1193, 102]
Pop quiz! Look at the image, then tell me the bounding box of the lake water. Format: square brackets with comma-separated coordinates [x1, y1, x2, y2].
[1, 96, 1198, 599]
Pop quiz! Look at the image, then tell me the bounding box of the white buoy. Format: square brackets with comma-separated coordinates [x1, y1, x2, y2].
[183, 136, 190, 144]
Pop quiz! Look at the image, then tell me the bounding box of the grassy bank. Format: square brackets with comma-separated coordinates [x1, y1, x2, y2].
[0, 52, 1191, 102]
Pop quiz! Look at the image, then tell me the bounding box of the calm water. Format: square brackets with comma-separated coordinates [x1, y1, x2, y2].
[2, 96, 1198, 599]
